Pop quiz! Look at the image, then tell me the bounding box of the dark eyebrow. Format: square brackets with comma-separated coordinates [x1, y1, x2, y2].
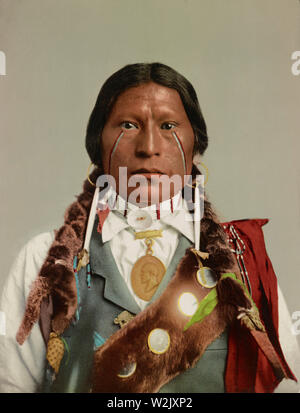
[110, 104, 185, 123]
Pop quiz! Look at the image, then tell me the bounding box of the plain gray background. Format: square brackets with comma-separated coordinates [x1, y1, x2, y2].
[0, 0, 299, 348]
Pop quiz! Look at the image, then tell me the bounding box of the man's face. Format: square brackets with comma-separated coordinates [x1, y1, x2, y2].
[101, 82, 195, 205]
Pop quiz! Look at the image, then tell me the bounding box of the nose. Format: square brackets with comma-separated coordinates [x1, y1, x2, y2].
[134, 124, 161, 158]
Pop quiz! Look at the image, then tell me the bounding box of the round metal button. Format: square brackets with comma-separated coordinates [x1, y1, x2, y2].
[117, 362, 137, 378]
[196, 267, 217, 288]
[148, 328, 170, 354]
[178, 292, 199, 316]
[127, 210, 153, 230]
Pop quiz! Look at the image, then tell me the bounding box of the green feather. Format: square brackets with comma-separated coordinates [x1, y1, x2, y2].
[183, 272, 238, 331]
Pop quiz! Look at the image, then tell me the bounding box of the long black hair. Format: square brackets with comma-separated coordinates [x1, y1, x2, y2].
[85, 63, 208, 168]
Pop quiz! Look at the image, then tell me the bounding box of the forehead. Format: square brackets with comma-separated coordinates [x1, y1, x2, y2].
[109, 82, 186, 117]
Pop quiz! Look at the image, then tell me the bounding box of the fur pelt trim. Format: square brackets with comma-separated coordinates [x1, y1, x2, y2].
[91, 248, 237, 393]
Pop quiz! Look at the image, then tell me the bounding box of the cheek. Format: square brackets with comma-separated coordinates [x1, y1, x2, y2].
[185, 139, 195, 165]
[171, 132, 195, 174]
[100, 132, 111, 173]
[104, 137, 134, 175]
[182, 134, 195, 169]
[101, 144, 110, 174]
[101, 131, 128, 173]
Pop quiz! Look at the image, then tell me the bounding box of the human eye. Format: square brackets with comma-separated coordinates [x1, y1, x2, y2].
[161, 122, 177, 130]
[120, 121, 138, 130]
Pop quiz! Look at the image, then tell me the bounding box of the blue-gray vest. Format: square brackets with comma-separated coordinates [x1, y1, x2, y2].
[43, 220, 228, 393]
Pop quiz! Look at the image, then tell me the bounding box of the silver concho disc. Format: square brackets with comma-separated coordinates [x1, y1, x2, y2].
[148, 328, 170, 354]
[178, 292, 199, 316]
[127, 210, 153, 230]
[196, 267, 217, 288]
[117, 362, 137, 378]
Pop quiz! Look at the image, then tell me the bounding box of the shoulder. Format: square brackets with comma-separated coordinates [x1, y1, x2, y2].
[3, 231, 55, 297]
[22, 231, 55, 261]
[221, 218, 277, 305]
[221, 217, 273, 266]
[16, 231, 55, 272]
[221, 218, 269, 232]
[221, 218, 270, 253]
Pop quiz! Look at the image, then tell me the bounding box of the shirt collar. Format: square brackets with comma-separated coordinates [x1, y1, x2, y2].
[101, 188, 194, 243]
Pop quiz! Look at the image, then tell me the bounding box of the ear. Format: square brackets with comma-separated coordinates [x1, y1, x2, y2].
[192, 153, 202, 169]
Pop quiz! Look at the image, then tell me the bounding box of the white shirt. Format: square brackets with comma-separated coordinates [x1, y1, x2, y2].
[0, 208, 300, 392]
[102, 194, 194, 310]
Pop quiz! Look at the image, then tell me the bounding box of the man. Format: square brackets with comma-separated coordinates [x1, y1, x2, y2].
[0, 63, 299, 393]
[139, 262, 161, 299]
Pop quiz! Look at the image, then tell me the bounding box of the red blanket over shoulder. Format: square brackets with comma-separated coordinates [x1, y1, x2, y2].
[223, 218, 296, 392]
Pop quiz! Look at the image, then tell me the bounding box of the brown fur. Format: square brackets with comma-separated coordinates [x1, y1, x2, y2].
[92, 249, 229, 393]
[16, 276, 51, 344]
